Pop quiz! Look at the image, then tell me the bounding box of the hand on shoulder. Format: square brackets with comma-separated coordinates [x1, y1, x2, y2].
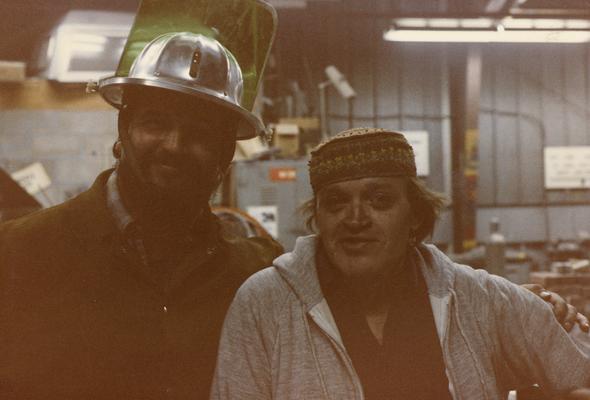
[521, 283, 589, 333]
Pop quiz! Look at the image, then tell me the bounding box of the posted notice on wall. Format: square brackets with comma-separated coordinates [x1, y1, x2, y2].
[11, 162, 51, 195]
[246, 205, 279, 239]
[544, 146, 590, 189]
[402, 131, 429, 177]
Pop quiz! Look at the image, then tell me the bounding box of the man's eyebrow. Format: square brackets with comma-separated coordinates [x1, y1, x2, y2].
[364, 183, 396, 191]
[319, 187, 345, 197]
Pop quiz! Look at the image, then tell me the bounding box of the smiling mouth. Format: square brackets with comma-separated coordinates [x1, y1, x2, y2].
[153, 162, 183, 173]
[150, 164, 187, 182]
[158, 163, 179, 169]
[339, 237, 377, 249]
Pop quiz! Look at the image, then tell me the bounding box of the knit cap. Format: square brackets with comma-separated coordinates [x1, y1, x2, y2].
[308, 127, 416, 194]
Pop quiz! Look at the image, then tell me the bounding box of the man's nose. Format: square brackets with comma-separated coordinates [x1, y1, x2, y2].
[344, 200, 370, 229]
[161, 128, 183, 152]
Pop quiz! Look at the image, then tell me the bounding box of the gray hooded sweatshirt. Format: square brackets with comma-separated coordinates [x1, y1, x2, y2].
[211, 235, 590, 400]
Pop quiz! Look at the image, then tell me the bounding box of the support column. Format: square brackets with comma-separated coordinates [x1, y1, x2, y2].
[449, 45, 482, 253]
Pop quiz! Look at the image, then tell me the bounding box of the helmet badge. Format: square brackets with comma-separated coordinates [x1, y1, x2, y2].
[190, 48, 201, 79]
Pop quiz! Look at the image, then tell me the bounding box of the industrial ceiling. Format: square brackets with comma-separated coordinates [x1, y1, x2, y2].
[1, 0, 589, 62]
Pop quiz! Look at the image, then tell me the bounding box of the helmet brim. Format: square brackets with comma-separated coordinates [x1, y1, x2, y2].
[98, 76, 264, 140]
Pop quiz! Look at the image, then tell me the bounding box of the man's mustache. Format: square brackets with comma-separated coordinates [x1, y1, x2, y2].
[147, 151, 200, 172]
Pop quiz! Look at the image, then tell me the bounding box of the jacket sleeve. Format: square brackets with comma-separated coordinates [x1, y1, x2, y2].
[487, 273, 590, 395]
[210, 270, 280, 400]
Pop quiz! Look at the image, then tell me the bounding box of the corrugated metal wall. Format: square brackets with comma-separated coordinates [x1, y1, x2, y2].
[479, 44, 590, 206]
[291, 10, 590, 244]
[478, 44, 590, 243]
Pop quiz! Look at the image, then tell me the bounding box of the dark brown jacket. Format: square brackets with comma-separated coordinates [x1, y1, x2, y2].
[0, 170, 283, 400]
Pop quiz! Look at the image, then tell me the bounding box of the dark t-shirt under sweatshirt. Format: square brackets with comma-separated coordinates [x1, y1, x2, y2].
[316, 247, 453, 400]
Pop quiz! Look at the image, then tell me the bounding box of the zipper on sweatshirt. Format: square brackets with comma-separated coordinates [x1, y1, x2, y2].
[441, 292, 462, 400]
[308, 311, 365, 400]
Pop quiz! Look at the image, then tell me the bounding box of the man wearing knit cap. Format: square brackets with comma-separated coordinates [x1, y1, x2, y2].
[212, 127, 590, 400]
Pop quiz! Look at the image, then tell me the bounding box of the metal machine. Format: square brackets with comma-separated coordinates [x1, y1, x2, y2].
[232, 159, 312, 250]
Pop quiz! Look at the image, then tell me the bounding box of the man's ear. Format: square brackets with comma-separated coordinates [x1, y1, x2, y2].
[116, 106, 132, 161]
[112, 140, 122, 160]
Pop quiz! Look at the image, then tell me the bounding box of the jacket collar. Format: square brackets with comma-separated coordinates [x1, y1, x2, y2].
[61, 169, 228, 293]
[63, 169, 120, 251]
[273, 235, 324, 312]
[105, 169, 133, 234]
[414, 243, 456, 299]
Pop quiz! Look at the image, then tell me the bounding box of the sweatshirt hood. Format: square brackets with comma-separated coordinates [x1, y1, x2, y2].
[273, 235, 324, 312]
[414, 243, 457, 298]
[273, 234, 458, 311]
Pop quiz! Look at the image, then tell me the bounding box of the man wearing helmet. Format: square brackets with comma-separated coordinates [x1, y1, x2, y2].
[0, 30, 281, 400]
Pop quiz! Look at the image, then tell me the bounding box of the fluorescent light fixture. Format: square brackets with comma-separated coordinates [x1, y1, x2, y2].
[565, 20, 590, 29]
[46, 37, 56, 60]
[500, 18, 590, 30]
[72, 43, 105, 54]
[460, 18, 495, 29]
[396, 18, 495, 29]
[501, 17, 534, 29]
[385, 18, 590, 43]
[384, 29, 590, 43]
[72, 33, 108, 44]
[533, 19, 566, 29]
[324, 65, 357, 99]
[71, 33, 107, 54]
[393, 17, 590, 30]
[428, 18, 461, 28]
[395, 18, 429, 28]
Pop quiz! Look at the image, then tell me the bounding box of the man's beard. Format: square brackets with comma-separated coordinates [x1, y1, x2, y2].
[116, 154, 220, 225]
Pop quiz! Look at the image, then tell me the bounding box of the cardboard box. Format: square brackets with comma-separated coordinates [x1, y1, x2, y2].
[234, 137, 268, 160]
[0, 61, 26, 82]
[279, 117, 319, 131]
[273, 123, 300, 158]
[279, 117, 320, 155]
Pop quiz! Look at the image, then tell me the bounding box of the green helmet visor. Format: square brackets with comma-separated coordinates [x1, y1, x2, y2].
[116, 0, 276, 112]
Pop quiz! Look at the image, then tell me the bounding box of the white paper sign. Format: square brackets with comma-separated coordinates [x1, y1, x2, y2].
[544, 146, 590, 189]
[246, 205, 279, 239]
[402, 131, 429, 176]
[11, 162, 52, 195]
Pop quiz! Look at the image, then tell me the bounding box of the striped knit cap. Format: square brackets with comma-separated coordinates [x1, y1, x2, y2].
[308, 127, 416, 194]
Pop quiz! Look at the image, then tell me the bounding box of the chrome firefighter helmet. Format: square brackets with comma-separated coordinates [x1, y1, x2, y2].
[98, 32, 263, 139]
